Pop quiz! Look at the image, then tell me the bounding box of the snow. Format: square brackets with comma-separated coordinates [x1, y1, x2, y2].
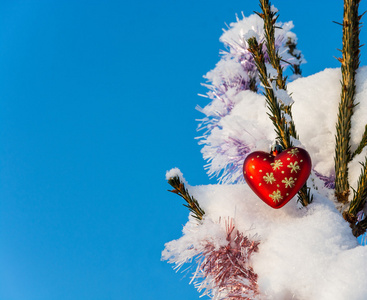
[290, 66, 367, 190]
[163, 8, 367, 300]
[198, 65, 367, 190]
[274, 88, 293, 106]
[198, 90, 276, 183]
[165, 167, 187, 184]
[164, 64, 367, 300]
[163, 176, 367, 299]
[197, 11, 305, 185]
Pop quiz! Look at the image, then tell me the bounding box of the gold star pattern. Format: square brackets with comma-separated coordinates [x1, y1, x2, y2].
[287, 148, 299, 157]
[270, 159, 283, 170]
[282, 177, 295, 188]
[269, 190, 283, 203]
[287, 161, 300, 173]
[263, 172, 276, 184]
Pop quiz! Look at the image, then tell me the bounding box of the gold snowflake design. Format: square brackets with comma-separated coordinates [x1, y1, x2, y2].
[263, 172, 276, 184]
[270, 159, 283, 170]
[287, 161, 300, 173]
[269, 190, 283, 203]
[282, 177, 295, 188]
[287, 148, 299, 157]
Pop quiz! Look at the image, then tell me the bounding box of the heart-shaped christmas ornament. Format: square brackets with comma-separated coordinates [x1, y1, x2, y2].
[243, 147, 312, 209]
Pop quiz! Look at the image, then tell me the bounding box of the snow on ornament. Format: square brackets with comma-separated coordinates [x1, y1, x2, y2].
[243, 146, 311, 208]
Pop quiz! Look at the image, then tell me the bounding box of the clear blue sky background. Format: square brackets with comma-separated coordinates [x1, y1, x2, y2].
[0, 0, 366, 299]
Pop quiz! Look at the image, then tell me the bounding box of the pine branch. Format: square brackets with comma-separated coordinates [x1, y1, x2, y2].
[249, 76, 258, 93]
[285, 37, 302, 76]
[256, 0, 285, 90]
[256, 0, 299, 141]
[252, 0, 311, 206]
[334, 0, 361, 204]
[247, 37, 291, 150]
[298, 184, 313, 207]
[351, 124, 367, 159]
[348, 158, 367, 224]
[352, 217, 367, 237]
[167, 175, 205, 221]
[247, 37, 312, 206]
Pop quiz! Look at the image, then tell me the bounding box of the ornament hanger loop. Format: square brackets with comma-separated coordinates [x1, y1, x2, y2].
[271, 141, 283, 156]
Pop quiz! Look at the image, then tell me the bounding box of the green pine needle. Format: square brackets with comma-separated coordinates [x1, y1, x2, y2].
[297, 184, 313, 207]
[247, 37, 312, 206]
[348, 158, 367, 219]
[351, 124, 367, 159]
[256, 0, 299, 141]
[167, 175, 205, 221]
[258, 0, 286, 90]
[334, 0, 361, 204]
[352, 217, 367, 237]
[285, 37, 303, 76]
[247, 37, 291, 150]
[250, 0, 312, 206]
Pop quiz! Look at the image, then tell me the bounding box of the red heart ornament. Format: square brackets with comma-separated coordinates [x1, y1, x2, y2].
[243, 147, 312, 209]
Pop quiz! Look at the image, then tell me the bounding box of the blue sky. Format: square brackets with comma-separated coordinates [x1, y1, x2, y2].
[0, 1, 366, 299]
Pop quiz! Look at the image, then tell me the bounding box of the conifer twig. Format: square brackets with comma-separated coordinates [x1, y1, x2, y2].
[250, 0, 312, 206]
[247, 37, 312, 206]
[256, 0, 285, 90]
[247, 37, 291, 150]
[298, 185, 313, 209]
[256, 0, 299, 142]
[351, 124, 367, 159]
[167, 175, 205, 221]
[346, 158, 367, 231]
[335, 0, 361, 204]
[352, 217, 367, 237]
[286, 37, 302, 76]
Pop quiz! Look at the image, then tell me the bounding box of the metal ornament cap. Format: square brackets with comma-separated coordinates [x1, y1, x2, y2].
[243, 147, 312, 209]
